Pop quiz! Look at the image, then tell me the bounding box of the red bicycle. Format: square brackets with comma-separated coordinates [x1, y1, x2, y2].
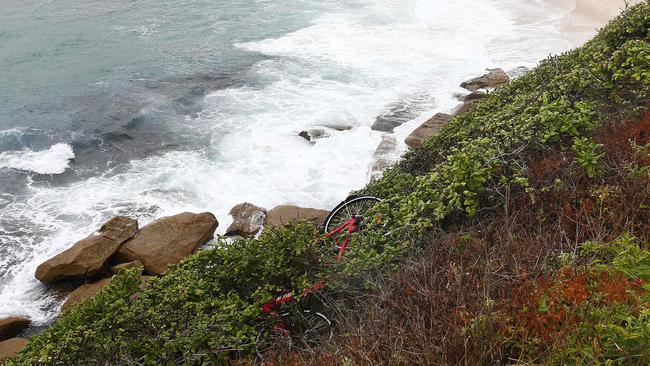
[322, 195, 383, 261]
[255, 195, 382, 359]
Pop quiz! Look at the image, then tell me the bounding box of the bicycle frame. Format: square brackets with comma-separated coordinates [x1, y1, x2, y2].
[258, 217, 361, 341]
[324, 216, 360, 261]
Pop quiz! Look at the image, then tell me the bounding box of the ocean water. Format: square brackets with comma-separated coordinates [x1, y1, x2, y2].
[0, 0, 580, 324]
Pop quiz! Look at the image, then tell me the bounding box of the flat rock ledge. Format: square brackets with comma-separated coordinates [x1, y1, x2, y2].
[0, 316, 31, 342]
[225, 203, 266, 237]
[116, 212, 218, 275]
[405, 113, 453, 149]
[0, 337, 27, 362]
[35, 216, 138, 284]
[265, 205, 329, 227]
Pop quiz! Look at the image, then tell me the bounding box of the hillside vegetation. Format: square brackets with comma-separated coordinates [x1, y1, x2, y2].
[5, 2, 650, 365]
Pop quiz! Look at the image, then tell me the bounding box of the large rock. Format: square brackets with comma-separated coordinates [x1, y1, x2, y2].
[0, 338, 27, 362]
[405, 113, 453, 149]
[460, 68, 509, 91]
[35, 216, 138, 284]
[0, 317, 30, 341]
[116, 212, 218, 275]
[61, 278, 112, 313]
[265, 206, 329, 227]
[225, 203, 266, 237]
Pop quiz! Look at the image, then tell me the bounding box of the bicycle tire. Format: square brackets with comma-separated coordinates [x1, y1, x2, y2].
[293, 310, 333, 352]
[254, 310, 332, 360]
[323, 195, 382, 234]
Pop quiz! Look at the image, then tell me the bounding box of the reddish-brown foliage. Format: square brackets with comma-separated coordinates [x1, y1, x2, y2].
[503, 267, 645, 350]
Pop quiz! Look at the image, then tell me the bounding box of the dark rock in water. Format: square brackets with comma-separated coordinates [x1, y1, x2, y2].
[265, 206, 329, 227]
[372, 95, 431, 133]
[298, 128, 331, 144]
[116, 212, 218, 275]
[507, 66, 530, 80]
[225, 203, 266, 237]
[35, 216, 138, 284]
[322, 124, 353, 131]
[405, 113, 453, 149]
[61, 278, 112, 313]
[0, 316, 31, 341]
[370, 135, 397, 181]
[0, 337, 27, 362]
[460, 68, 509, 91]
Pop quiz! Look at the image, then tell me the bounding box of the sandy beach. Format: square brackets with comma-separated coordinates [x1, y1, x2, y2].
[565, 0, 643, 45]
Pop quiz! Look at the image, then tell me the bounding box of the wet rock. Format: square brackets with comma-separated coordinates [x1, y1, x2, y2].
[225, 203, 266, 237]
[370, 135, 398, 181]
[299, 128, 331, 144]
[405, 113, 453, 149]
[0, 337, 28, 362]
[322, 124, 353, 131]
[460, 91, 487, 102]
[35, 216, 138, 284]
[116, 212, 218, 275]
[61, 278, 112, 313]
[507, 66, 530, 80]
[265, 206, 329, 227]
[110, 260, 144, 275]
[460, 68, 509, 91]
[0, 316, 31, 341]
[452, 99, 482, 116]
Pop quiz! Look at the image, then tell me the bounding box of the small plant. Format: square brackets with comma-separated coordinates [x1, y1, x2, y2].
[573, 137, 605, 178]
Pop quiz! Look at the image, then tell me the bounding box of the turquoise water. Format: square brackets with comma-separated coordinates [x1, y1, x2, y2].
[0, 0, 577, 324]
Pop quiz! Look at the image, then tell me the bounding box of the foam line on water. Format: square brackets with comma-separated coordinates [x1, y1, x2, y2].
[0, 143, 75, 175]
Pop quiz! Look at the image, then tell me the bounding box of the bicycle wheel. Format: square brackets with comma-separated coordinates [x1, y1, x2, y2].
[291, 310, 333, 352]
[255, 311, 332, 359]
[255, 317, 292, 360]
[323, 195, 382, 234]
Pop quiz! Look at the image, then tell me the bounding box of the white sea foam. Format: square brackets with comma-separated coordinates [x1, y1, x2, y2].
[0, 0, 582, 323]
[0, 143, 75, 175]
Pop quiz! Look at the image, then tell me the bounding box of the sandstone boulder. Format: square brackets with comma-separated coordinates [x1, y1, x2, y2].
[225, 203, 266, 237]
[35, 216, 138, 284]
[405, 113, 453, 149]
[0, 317, 30, 341]
[460, 68, 509, 91]
[116, 212, 218, 275]
[110, 260, 144, 275]
[61, 278, 112, 313]
[0, 337, 27, 362]
[265, 206, 329, 227]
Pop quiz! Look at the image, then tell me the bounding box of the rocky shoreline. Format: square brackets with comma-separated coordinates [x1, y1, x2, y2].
[0, 67, 518, 361]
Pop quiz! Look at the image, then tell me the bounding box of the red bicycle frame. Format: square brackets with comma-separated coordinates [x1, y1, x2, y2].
[260, 217, 359, 321]
[325, 216, 361, 261]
